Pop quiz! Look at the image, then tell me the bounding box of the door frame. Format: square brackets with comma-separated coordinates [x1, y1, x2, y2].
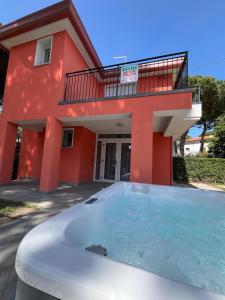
[93, 137, 131, 182]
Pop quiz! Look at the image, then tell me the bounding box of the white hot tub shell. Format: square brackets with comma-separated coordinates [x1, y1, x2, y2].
[15, 182, 225, 300]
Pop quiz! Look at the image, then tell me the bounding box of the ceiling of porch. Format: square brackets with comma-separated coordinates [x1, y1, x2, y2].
[16, 103, 201, 140]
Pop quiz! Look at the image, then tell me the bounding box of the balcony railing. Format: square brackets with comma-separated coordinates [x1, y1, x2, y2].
[61, 51, 195, 104]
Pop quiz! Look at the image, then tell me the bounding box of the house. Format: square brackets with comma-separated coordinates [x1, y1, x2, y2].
[184, 136, 212, 156]
[0, 0, 201, 192]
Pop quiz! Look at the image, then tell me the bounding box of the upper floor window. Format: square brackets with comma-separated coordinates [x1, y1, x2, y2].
[34, 36, 53, 66]
[104, 82, 136, 98]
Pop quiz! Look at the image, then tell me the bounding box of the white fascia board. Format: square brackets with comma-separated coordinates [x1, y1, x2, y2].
[1, 18, 96, 69]
[164, 103, 202, 139]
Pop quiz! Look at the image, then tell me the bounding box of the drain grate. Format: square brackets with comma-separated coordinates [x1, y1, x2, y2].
[85, 197, 98, 204]
[85, 245, 108, 256]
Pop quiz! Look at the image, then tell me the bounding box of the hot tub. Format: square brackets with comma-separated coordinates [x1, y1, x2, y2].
[15, 182, 225, 300]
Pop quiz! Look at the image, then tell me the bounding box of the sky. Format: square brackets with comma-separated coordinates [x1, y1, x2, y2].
[1, 0, 224, 136]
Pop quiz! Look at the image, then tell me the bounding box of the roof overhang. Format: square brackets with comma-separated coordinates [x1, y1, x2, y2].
[0, 43, 9, 54]
[16, 103, 202, 139]
[154, 103, 202, 140]
[0, 0, 101, 68]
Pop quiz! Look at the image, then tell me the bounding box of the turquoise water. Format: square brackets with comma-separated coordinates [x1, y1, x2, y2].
[66, 189, 225, 295]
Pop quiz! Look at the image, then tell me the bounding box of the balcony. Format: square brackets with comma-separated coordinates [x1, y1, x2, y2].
[61, 52, 200, 105]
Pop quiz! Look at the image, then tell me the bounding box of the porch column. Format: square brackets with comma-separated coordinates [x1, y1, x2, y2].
[130, 110, 153, 183]
[0, 120, 17, 184]
[40, 117, 62, 192]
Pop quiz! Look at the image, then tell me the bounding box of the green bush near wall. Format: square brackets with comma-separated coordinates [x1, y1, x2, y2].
[173, 157, 225, 183]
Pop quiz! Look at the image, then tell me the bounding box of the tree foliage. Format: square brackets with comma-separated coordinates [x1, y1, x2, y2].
[208, 114, 225, 158]
[188, 76, 225, 152]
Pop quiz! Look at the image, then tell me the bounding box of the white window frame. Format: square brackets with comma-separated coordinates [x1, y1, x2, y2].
[34, 36, 53, 66]
[104, 82, 137, 98]
[62, 128, 74, 149]
[93, 136, 131, 182]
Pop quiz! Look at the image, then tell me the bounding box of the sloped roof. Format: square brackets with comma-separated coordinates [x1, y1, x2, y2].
[0, 0, 101, 68]
[186, 136, 212, 143]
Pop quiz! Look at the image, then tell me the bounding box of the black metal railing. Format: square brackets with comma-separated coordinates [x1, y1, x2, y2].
[62, 51, 189, 104]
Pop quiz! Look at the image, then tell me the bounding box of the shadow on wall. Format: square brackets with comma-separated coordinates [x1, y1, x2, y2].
[173, 157, 189, 183]
[3, 32, 65, 119]
[17, 129, 45, 180]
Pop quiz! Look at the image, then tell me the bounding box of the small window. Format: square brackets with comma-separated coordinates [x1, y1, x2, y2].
[34, 36, 53, 66]
[104, 83, 136, 97]
[62, 129, 74, 148]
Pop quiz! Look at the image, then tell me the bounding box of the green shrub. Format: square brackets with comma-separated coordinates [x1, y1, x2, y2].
[173, 157, 225, 183]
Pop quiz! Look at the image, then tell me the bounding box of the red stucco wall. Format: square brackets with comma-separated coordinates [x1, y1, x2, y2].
[59, 126, 96, 184]
[2, 32, 66, 120]
[18, 126, 96, 185]
[18, 129, 44, 179]
[153, 133, 172, 185]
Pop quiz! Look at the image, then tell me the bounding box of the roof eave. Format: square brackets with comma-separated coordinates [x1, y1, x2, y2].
[0, 0, 101, 68]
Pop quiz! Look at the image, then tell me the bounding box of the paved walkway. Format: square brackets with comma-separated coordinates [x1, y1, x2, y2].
[0, 181, 110, 300]
[174, 181, 224, 192]
[189, 182, 223, 192]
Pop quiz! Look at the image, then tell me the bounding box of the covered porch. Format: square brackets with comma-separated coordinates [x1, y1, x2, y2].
[0, 100, 201, 192]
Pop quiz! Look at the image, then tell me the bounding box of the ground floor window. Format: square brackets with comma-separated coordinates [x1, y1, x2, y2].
[62, 128, 74, 148]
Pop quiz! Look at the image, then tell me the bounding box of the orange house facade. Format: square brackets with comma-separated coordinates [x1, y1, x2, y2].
[0, 0, 201, 192]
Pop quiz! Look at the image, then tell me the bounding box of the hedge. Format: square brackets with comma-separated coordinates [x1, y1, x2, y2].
[173, 157, 225, 183]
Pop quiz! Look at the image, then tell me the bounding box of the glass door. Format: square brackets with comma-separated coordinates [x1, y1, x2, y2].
[98, 142, 118, 181]
[120, 143, 131, 181]
[104, 143, 117, 180]
[96, 139, 131, 182]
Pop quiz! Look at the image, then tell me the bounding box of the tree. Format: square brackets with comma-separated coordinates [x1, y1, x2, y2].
[208, 114, 225, 158]
[179, 130, 189, 157]
[189, 76, 225, 153]
[198, 131, 212, 137]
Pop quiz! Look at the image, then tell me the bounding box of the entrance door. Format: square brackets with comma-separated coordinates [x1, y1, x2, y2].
[120, 142, 131, 181]
[97, 140, 131, 182]
[103, 142, 117, 181]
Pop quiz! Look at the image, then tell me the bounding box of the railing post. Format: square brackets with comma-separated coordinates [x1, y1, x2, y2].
[64, 74, 68, 102]
[116, 65, 120, 97]
[186, 51, 189, 88]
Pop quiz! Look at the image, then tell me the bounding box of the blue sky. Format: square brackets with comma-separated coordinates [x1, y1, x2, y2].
[1, 0, 224, 136]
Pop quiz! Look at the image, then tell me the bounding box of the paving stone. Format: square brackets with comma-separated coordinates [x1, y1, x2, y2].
[1, 279, 17, 300]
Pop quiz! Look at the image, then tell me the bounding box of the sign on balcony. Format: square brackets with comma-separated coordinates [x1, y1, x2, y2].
[120, 65, 139, 84]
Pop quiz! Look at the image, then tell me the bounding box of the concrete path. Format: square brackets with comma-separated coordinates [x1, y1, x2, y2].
[174, 181, 224, 192]
[190, 182, 223, 191]
[0, 180, 110, 205]
[0, 182, 110, 300]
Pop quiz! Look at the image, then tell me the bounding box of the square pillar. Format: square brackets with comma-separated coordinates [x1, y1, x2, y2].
[0, 120, 17, 184]
[153, 133, 172, 185]
[130, 110, 153, 183]
[40, 117, 62, 192]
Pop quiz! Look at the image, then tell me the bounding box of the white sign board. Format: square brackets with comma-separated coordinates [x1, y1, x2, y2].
[120, 65, 139, 84]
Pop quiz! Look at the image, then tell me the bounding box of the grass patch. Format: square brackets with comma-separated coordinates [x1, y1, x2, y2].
[0, 200, 38, 217]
